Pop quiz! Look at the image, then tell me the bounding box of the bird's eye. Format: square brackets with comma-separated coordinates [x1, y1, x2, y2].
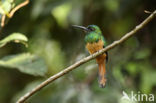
[88, 27, 95, 31]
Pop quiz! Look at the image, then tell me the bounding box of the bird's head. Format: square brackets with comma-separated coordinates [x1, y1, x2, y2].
[73, 24, 106, 44]
[72, 25, 102, 34]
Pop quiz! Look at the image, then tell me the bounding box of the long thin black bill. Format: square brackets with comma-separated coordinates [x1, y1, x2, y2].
[72, 25, 88, 31]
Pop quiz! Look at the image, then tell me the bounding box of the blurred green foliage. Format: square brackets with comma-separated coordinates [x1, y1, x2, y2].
[0, 33, 28, 47]
[0, 53, 47, 76]
[0, 0, 156, 103]
[0, 0, 13, 15]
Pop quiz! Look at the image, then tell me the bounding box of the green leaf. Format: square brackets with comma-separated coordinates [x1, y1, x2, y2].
[0, 1, 12, 15]
[0, 53, 47, 76]
[0, 33, 28, 47]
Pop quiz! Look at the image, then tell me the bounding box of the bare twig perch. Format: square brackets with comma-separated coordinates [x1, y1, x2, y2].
[1, 0, 29, 27]
[17, 10, 156, 103]
[8, 0, 29, 18]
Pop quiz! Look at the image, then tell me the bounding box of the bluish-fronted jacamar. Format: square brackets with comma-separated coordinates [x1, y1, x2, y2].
[73, 25, 108, 88]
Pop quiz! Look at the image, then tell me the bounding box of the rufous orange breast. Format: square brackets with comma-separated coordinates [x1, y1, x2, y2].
[86, 40, 104, 54]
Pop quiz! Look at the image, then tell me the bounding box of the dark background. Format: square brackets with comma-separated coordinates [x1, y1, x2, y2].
[0, 0, 156, 103]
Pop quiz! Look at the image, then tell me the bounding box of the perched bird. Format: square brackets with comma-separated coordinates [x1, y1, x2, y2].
[73, 25, 108, 88]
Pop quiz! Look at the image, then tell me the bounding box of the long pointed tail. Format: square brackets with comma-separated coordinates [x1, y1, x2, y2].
[97, 59, 107, 88]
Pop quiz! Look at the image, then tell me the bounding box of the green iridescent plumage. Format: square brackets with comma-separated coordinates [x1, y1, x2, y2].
[72, 24, 108, 88]
[84, 25, 106, 45]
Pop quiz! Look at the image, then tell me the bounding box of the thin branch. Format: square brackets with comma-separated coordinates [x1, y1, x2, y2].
[1, 15, 6, 27]
[0, 0, 29, 27]
[144, 10, 152, 14]
[17, 10, 156, 103]
[8, 0, 29, 18]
